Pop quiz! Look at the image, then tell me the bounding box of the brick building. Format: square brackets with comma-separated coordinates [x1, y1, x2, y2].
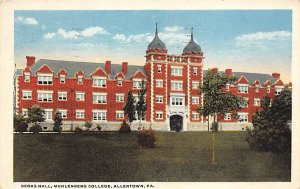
[15, 26, 292, 131]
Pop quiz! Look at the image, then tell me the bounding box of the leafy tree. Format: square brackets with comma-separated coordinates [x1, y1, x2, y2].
[26, 105, 45, 127]
[246, 89, 292, 152]
[14, 113, 25, 128]
[53, 111, 63, 132]
[123, 90, 136, 126]
[136, 79, 147, 129]
[197, 69, 246, 131]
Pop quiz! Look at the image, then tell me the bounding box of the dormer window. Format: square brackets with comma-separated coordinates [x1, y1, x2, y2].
[117, 78, 122, 86]
[267, 85, 271, 93]
[238, 84, 248, 93]
[60, 75, 66, 83]
[38, 74, 52, 85]
[24, 73, 30, 82]
[93, 77, 106, 87]
[78, 76, 83, 84]
[255, 85, 259, 92]
[275, 87, 284, 95]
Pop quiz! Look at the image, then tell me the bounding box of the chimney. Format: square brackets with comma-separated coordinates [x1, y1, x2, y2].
[105, 60, 111, 74]
[26, 56, 36, 67]
[225, 69, 232, 75]
[211, 67, 218, 73]
[122, 62, 128, 75]
[272, 72, 280, 79]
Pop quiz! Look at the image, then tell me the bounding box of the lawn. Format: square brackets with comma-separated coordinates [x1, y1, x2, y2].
[13, 131, 291, 182]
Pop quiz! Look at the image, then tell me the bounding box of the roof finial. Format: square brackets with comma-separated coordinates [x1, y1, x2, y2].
[155, 23, 158, 35]
[191, 27, 194, 40]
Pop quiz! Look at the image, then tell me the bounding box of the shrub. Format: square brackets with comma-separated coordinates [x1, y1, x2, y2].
[29, 124, 42, 133]
[96, 125, 102, 131]
[119, 121, 131, 133]
[138, 128, 156, 148]
[84, 121, 93, 129]
[74, 125, 83, 133]
[15, 122, 28, 132]
[53, 111, 63, 132]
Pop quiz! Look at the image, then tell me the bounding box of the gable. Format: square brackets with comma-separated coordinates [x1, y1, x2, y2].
[36, 64, 53, 74]
[76, 70, 84, 77]
[237, 75, 249, 84]
[131, 70, 147, 79]
[115, 72, 125, 79]
[274, 79, 284, 86]
[253, 80, 260, 86]
[58, 69, 67, 76]
[90, 67, 107, 77]
[264, 80, 272, 86]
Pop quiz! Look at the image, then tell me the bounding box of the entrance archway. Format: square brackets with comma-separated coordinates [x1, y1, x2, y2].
[170, 115, 183, 131]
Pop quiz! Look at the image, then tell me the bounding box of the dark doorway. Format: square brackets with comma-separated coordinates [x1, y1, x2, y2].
[170, 115, 183, 132]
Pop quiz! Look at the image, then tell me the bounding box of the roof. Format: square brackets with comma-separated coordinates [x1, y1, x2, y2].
[147, 25, 166, 50]
[183, 31, 201, 54]
[28, 59, 146, 80]
[203, 70, 278, 85]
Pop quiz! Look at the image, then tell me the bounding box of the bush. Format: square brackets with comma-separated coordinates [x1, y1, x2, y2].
[138, 128, 156, 148]
[74, 125, 83, 133]
[29, 124, 42, 133]
[119, 121, 131, 133]
[96, 125, 102, 131]
[15, 122, 28, 132]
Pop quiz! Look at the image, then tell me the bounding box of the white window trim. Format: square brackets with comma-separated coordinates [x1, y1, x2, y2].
[192, 111, 200, 120]
[192, 96, 200, 104]
[254, 98, 261, 107]
[92, 76, 107, 87]
[170, 96, 185, 106]
[22, 90, 32, 100]
[238, 113, 248, 123]
[116, 93, 125, 102]
[156, 79, 163, 87]
[24, 72, 30, 82]
[75, 109, 85, 119]
[76, 92, 85, 101]
[157, 65, 162, 73]
[60, 75, 66, 83]
[238, 84, 249, 93]
[155, 95, 164, 103]
[58, 91, 67, 101]
[171, 80, 183, 91]
[116, 110, 124, 119]
[224, 113, 231, 120]
[155, 111, 163, 119]
[57, 109, 68, 119]
[192, 81, 200, 89]
[44, 109, 53, 120]
[92, 93, 107, 104]
[171, 66, 183, 76]
[117, 77, 123, 86]
[133, 78, 144, 89]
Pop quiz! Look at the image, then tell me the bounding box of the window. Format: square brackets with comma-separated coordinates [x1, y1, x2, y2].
[116, 93, 124, 102]
[76, 92, 85, 101]
[171, 97, 184, 106]
[44, 110, 53, 120]
[93, 93, 107, 104]
[267, 85, 271, 93]
[192, 112, 199, 120]
[255, 85, 259, 92]
[93, 77, 106, 87]
[193, 67, 198, 75]
[171, 67, 183, 76]
[38, 75, 52, 85]
[254, 98, 260, 106]
[116, 111, 124, 119]
[243, 97, 249, 107]
[60, 75, 65, 83]
[157, 65, 162, 73]
[238, 113, 248, 123]
[192, 81, 200, 89]
[156, 80, 163, 87]
[133, 79, 143, 89]
[22, 109, 28, 117]
[226, 84, 230, 91]
[58, 110, 67, 119]
[171, 81, 183, 91]
[76, 110, 85, 119]
[37, 91, 53, 102]
[156, 95, 163, 103]
[192, 96, 199, 104]
[117, 78, 122, 86]
[224, 113, 231, 120]
[155, 111, 163, 119]
[78, 76, 83, 84]
[58, 92, 67, 101]
[238, 84, 248, 93]
[24, 73, 30, 82]
[275, 87, 283, 95]
[22, 90, 32, 100]
[93, 111, 107, 121]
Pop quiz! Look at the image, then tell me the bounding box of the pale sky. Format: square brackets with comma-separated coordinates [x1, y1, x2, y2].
[14, 10, 292, 82]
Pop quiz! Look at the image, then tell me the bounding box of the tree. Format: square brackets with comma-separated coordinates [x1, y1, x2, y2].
[136, 79, 147, 129]
[53, 111, 63, 132]
[14, 113, 28, 132]
[197, 69, 246, 131]
[123, 90, 136, 126]
[26, 105, 45, 126]
[246, 89, 292, 152]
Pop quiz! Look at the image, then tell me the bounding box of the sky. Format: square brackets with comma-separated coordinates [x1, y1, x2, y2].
[14, 10, 292, 82]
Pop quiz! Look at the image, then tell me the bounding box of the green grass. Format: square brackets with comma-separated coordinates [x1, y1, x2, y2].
[13, 132, 290, 182]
